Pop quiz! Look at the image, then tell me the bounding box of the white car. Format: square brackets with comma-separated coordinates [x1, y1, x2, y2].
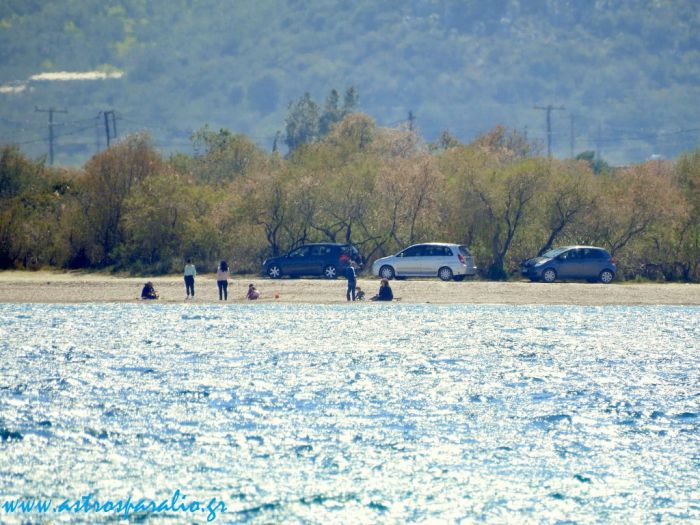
[371, 243, 477, 281]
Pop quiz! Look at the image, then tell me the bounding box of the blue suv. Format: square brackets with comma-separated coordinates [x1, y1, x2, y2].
[521, 246, 616, 283]
[263, 243, 362, 279]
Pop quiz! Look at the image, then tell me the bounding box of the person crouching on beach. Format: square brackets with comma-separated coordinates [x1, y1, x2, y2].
[370, 279, 393, 301]
[141, 282, 159, 300]
[246, 283, 260, 300]
[355, 287, 365, 301]
[184, 258, 196, 299]
[216, 260, 230, 301]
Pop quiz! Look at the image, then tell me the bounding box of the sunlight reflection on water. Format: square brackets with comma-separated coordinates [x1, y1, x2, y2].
[0, 303, 698, 523]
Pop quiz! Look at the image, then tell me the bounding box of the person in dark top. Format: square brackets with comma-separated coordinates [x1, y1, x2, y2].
[345, 261, 357, 301]
[370, 279, 393, 301]
[141, 282, 159, 300]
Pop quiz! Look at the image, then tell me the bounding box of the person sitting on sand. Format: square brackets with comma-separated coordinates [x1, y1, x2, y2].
[246, 283, 260, 300]
[355, 287, 365, 301]
[141, 282, 159, 300]
[370, 279, 393, 302]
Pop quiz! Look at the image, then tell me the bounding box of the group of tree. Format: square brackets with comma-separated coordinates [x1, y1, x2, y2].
[1, 113, 699, 281]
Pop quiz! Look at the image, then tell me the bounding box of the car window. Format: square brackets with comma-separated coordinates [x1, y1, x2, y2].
[589, 249, 608, 259]
[288, 246, 310, 258]
[310, 245, 331, 257]
[401, 245, 425, 257]
[424, 246, 442, 256]
[543, 247, 569, 258]
[458, 246, 471, 257]
[342, 244, 358, 256]
[558, 249, 575, 260]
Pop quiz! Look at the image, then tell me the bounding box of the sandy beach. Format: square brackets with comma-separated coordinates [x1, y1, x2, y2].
[0, 270, 698, 305]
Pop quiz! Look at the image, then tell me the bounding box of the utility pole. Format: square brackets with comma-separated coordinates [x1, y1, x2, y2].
[35, 106, 67, 165]
[408, 110, 415, 131]
[596, 123, 602, 162]
[103, 110, 117, 147]
[569, 114, 575, 158]
[534, 104, 565, 157]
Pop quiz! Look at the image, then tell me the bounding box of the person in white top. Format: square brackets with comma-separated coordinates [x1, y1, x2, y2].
[184, 258, 196, 299]
[216, 260, 230, 301]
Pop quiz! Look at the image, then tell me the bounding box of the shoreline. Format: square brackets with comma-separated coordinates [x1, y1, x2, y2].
[0, 271, 698, 305]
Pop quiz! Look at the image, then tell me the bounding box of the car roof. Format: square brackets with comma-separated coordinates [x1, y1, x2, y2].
[409, 242, 462, 247]
[298, 243, 349, 247]
[556, 245, 608, 250]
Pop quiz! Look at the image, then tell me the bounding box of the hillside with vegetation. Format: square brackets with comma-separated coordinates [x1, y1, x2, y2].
[1, 0, 699, 165]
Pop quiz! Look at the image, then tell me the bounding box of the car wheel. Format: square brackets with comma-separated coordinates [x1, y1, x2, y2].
[542, 268, 557, 283]
[323, 265, 338, 279]
[267, 264, 282, 279]
[453, 275, 466, 282]
[438, 267, 454, 281]
[599, 269, 615, 284]
[379, 265, 395, 280]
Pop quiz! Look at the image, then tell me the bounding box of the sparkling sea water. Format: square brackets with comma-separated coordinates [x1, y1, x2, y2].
[0, 303, 698, 524]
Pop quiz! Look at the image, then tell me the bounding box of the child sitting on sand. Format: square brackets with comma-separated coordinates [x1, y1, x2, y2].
[246, 283, 260, 300]
[140, 282, 159, 300]
[355, 287, 365, 301]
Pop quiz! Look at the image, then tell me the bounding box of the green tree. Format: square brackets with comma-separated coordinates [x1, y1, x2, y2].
[319, 88, 341, 136]
[187, 125, 267, 185]
[118, 167, 195, 273]
[77, 134, 162, 266]
[671, 149, 700, 280]
[285, 92, 320, 153]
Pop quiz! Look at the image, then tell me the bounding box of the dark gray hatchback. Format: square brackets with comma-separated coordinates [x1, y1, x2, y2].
[520, 246, 616, 283]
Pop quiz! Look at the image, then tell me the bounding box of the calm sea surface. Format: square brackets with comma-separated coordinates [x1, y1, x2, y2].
[0, 303, 698, 524]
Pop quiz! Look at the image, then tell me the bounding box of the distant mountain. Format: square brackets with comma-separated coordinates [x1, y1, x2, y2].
[1, 0, 699, 165]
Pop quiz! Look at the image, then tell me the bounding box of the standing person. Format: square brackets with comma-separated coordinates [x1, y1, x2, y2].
[370, 278, 393, 301]
[216, 260, 230, 301]
[345, 261, 357, 301]
[184, 258, 196, 299]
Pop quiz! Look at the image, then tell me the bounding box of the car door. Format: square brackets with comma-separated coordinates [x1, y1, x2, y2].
[557, 248, 586, 278]
[581, 248, 607, 278]
[421, 245, 451, 276]
[308, 244, 333, 275]
[285, 246, 311, 275]
[394, 245, 425, 276]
